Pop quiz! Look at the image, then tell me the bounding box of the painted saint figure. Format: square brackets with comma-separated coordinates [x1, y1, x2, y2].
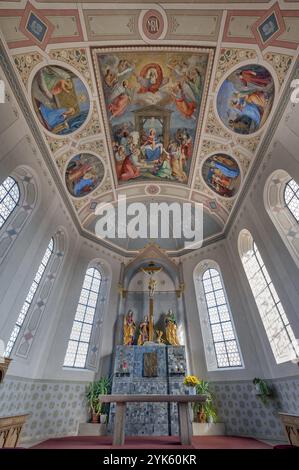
[123, 310, 136, 346]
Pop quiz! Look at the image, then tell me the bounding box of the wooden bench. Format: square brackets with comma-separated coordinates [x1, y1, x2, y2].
[0, 414, 29, 448]
[99, 394, 206, 446]
[279, 412, 299, 446]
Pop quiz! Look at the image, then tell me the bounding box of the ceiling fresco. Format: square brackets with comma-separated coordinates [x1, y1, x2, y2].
[92, 47, 214, 185]
[0, 1, 298, 256]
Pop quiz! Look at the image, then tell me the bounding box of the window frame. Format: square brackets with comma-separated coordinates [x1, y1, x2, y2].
[63, 266, 103, 369]
[0, 176, 20, 229]
[4, 237, 54, 357]
[284, 178, 299, 223]
[239, 229, 299, 364]
[201, 267, 243, 369]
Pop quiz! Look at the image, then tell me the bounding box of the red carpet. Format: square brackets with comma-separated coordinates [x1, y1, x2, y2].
[31, 435, 272, 449]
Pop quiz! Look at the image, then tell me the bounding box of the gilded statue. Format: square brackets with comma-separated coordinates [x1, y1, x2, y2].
[165, 309, 180, 346]
[156, 330, 165, 344]
[137, 315, 149, 346]
[123, 310, 136, 346]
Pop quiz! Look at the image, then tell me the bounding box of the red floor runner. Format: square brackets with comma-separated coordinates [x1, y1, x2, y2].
[31, 435, 272, 450]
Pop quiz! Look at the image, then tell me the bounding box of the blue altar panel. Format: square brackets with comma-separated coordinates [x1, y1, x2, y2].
[108, 345, 187, 436]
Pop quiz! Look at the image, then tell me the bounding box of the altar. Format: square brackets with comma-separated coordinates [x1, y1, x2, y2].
[108, 345, 187, 436]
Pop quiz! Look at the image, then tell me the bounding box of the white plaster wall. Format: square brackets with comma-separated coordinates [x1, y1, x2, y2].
[181, 89, 299, 382]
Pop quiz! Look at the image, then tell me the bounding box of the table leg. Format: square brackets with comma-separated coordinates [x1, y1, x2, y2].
[178, 402, 192, 446]
[113, 402, 126, 446]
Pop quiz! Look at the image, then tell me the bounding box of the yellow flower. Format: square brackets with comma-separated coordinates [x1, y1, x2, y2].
[183, 375, 200, 387]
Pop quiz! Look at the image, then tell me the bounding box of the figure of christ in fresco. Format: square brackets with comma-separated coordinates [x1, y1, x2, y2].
[136, 63, 169, 94]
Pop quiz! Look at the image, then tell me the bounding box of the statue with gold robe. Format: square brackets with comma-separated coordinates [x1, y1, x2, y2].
[165, 309, 180, 346]
[123, 310, 136, 345]
[137, 315, 149, 346]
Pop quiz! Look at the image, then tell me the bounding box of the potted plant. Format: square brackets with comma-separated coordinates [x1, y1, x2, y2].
[253, 378, 273, 405]
[193, 380, 218, 423]
[183, 375, 200, 395]
[86, 376, 111, 423]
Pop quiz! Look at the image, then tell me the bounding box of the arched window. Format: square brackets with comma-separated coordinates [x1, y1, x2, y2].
[64, 267, 102, 368]
[239, 229, 299, 364]
[4, 238, 54, 357]
[194, 261, 243, 370]
[264, 170, 299, 268]
[0, 176, 20, 229]
[284, 179, 299, 222]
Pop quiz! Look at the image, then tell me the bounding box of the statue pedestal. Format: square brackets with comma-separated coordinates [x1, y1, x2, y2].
[109, 345, 187, 436]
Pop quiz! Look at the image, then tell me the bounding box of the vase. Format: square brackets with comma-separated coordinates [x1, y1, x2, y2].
[185, 386, 197, 395]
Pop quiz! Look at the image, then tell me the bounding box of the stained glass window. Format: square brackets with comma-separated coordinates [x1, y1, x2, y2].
[63, 267, 102, 368]
[284, 179, 299, 223]
[4, 238, 54, 357]
[241, 240, 299, 363]
[0, 176, 20, 229]
[202, 268, 243, 368]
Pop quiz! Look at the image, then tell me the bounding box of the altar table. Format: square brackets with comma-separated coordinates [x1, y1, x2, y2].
[99, 394, 206, 446]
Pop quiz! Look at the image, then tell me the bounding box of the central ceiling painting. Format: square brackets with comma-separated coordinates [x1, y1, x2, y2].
[92, 47, 214, 185]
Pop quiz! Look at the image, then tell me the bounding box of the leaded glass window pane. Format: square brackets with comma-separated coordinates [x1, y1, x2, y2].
[242, 241, 299, 363]
[0, 176, 20, 229]
[63, 267, 102, 368]
[202, 268, 243, 368]
[284, 179, 299, 222]
[4, 238, 54, 357]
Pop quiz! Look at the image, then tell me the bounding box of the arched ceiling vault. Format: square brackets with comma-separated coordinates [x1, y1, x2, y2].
[0, 1, 298, 256]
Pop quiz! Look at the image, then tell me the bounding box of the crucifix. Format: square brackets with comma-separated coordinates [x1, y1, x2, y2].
[141, 261, 162, 342]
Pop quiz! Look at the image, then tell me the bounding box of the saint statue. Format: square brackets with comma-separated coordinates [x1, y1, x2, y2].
[165, 309, 180, 346]
[137, 315, 149, 346]
[123, 310, 136, 346]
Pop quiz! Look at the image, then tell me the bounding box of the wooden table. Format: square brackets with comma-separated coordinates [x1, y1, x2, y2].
[99, 394, 206, 446]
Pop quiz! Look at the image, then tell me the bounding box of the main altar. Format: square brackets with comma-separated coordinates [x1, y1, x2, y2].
[109, 261, 187, 436]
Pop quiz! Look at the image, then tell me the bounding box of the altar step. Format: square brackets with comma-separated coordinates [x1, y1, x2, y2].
[192, 422, 225, 436]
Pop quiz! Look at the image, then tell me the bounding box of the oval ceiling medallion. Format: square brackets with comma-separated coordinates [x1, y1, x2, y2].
[202, 153, 241, 198]
[65, 153, 105, 198]
[32, 65, 90, 135]
[216, 64, 274, 135]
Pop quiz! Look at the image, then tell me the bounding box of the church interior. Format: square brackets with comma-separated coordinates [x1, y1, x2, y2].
[0, 0, 299, 454]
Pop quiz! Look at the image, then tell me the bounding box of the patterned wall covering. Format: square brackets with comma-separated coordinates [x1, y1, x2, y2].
[0, 375, 298, 443]
[0, 376, 88, 443]
[211, 376, 299, 441]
